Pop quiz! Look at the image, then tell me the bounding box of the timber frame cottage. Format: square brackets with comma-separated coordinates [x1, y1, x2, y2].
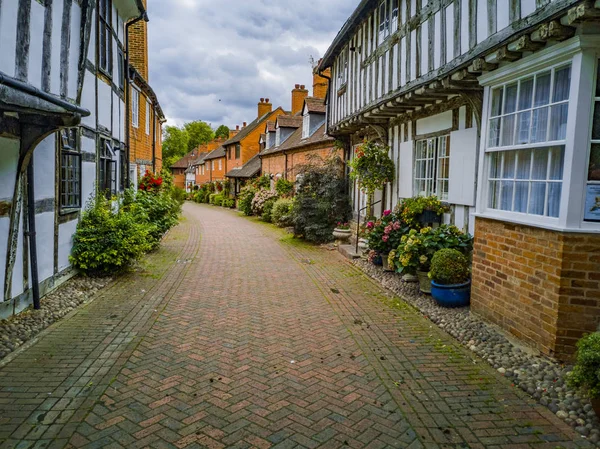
[321, 0, 600, 360]
[0, 0, 160, 319]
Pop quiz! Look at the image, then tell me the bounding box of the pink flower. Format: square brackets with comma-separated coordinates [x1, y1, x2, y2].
[366, 221, 374, 229]
[384, 225, 392, 235]
[383, 210, 391, 216]
[382, 235, 389, 242]
[393, 221, 401, 231]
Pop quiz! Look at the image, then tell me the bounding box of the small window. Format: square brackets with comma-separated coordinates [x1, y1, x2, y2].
[379, 0, 390, 43]
[99, 138, 116, 198]
[59, 128, 81, 211]
[413, 135, 450, 200]
[145, 99, 151, 135]
[302, 113, 310, 139]
[391, 0, 399, 32]
[235, 144, 241, 159]
[218, 159, 222, 170]
[337, 48, 348, 87]
[131, 87, 139, 128]
[98, 0, 113, 76]
[212, 161, 215, 170]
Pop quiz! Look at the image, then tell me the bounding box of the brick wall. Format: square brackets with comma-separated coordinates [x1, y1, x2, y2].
[261, 146, 341, 181]
[471, 217, 600, 361]
[127, 0, 149, 80]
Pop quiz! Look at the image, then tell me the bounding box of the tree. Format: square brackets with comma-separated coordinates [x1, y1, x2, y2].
[184, 121, 214, 152]
[162, 126, 190, 168]
[215, 125, 230, 140]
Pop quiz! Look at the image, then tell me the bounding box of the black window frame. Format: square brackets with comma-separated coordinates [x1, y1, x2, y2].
[119, 145, 128, 191]
[117, 47, 125, 89]
[59, 128, 82, 213]
[99, 137, 116, 198]
[98, 0, 113, 77]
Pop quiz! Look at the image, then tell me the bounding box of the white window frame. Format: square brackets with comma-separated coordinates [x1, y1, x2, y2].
[131, 87, 140, 129]
[145, 99, 151, 135]
[476, 36, 600, 232]
[275, 128, 281, 147]
[337, 47, 348, 87]
[218, 159, 222, 171]
[302, 113, 310, 139]
[211, 161, 215, 171]
[413, 135, 450, 200]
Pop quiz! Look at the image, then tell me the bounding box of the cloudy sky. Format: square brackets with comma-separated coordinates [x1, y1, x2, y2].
[147, 0, 355, 129]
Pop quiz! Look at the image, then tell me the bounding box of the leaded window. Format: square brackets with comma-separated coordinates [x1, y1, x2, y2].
[98, 0, 113, 76]
[59, 128, 81, 211]
[99, 138, 116, 197]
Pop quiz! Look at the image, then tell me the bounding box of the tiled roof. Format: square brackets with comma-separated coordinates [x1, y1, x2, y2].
[223, 107, 285, 145]
[265, 121, 276, 133]
[304, 97, 326, 114]
[226, 154, 261, 178]
[170, 151, 197, 169]
[203, 146, 226, 161]
[277, 115, 303, 128]
[260, 123, 334, 157]
[191, 152, 209, 166]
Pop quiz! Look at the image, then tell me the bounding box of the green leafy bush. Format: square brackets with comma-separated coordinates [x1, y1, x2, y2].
[256, 174, 271, 189]
[70, 195, 153, 274]
[429, 249, 470, 285]
[209, 193, 224, 205]
[272, 198, 295, 227]
[222, 198, 235, 208]
[568, 332, 600, 399]
[275, 178, 294, 197]
[238, 185, 257, 216]
[293, 156, 352, 243]
[348, 140, 395, 195]
[261, 198, 277, 222]
[251, 189, 278, 216]
[125, 189, 180, 246]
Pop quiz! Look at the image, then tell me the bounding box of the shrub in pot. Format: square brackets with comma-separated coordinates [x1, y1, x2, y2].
[429, 248, 471, 307]
[567, 332, 600, 417]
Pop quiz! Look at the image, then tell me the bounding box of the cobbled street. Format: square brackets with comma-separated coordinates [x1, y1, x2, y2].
[0, 203, 588, 449]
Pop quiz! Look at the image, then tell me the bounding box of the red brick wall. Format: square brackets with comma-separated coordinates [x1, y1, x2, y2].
[130, 90, 162, 174]
[471, 217, 600, 361]
[261, 146, 340, 181]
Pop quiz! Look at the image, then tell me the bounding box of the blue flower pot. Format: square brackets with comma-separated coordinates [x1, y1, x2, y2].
[373, 253, 383, 266]
[431, 279, 471, 308]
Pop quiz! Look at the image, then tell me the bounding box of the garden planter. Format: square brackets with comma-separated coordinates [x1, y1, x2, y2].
[333, 228, 352, 242]
[381, 253, 393, 271]
[357, 238, 368, 251]
[372, 253, 383, 266]
[418, 210, 442, 226]
[591, 399, 600, 419]
[417, 270, 431, 294]
[431, 279, 471, 307]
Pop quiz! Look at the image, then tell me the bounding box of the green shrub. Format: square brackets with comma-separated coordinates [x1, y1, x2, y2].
[170, 186, 186, 204]
[568, 332, 600, 399]
[272, 198, 295, 227]
[222, 198, 235, 208]
[209, 193, 224, 205]
[429, 249, 470, 285]
[238, 186, 257, 216]
[70, 195, 153, 274]
[261, 198, 277, 223]
[126, 189, 179, 246]
[251, 189, 278, 216]
[275, 178, 294, 197]
[293, 156, 352, 243]
[256, 174, 271, 189]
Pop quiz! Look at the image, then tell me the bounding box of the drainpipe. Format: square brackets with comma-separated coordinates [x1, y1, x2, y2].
[152, 110, 156, 173]
[284, 151, 288, 181]
[26, 159, 40, 310]
[125, 10, 149, 188]
[317, 67, 332, 135]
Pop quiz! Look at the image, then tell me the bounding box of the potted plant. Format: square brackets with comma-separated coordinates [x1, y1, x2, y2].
[429, 249, 471, 307]
[333, 222, 352, 242]
[365, 210, 408, 271]
[567, 332, 600, 417]
[397, 196, 449, 228]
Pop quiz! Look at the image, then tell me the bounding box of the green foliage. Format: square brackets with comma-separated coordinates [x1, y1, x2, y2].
[184, 121, 215, 152]
[171, 186, 187, 204]
[348, 140, 395, 195]
[193, 184, 212, 204]
[163, 126, 190, 167]
[238, 185, 257, 216]
[365, 211, 408, 253]
[429, 249, 470, 285]
[293, 156, 352, 243]
[125, 189, 180, 246]
[261, 198, 277, 223]
[215, 125, 230, 139]
[391, 225, 473, 273]
[275, 178, 294, 197]
[70, 195, 153, 274]
[568, 332, 600, 399]
[396, 196, 450, 228]
[255, 174, 271, 189]
[272, 198, 295, 227]
[251, 189, 278, 216]
[209, 193, 224, 205]
[222, 198, 235, 208]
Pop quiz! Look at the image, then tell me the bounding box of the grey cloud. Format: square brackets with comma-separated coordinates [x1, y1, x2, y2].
[147, 0, 356, 128]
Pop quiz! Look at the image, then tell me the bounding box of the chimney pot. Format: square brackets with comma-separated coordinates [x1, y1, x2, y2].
[260, 98, 264, 103]
[301, 85, 305, 89]
[236, 125, 240, 130]
[265, 98, 270, 103]
[295, 84, 300, 89]
[243, 122, 247, 127]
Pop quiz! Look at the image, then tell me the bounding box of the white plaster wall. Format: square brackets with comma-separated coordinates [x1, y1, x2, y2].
[80, 70, 96, 129]
[112, 92, 120, 140]
[87, 12, 96, 64]
[416, 110, 453, 135]
[120, 99, 125, 142]
[0, 0, 18, 76]
[98, 80, 112, 131]
[58, 220, 78, 272]
[34, 135, 56, 198]
[81, 161, 96, 207]
[68, 2, 82, 100]
[50, 0, 65, 95]
[81, 135, 95, 155]
[29, 1, 45, 90]
[35, 212, 55, 282]
[0, 218, 7, 294]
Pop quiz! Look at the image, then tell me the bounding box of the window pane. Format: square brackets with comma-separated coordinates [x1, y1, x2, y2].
[489, 118, 501, 147]
[553, 66, 571, 102]
[438, 157, 449, 179]
[529, 182, 546, 215]
[531, 107, 549, 143]
[514, 181, 529, 213]
[549, 103, 568, 141]
[504, 84, 518, 114]
[489, 181, 500, 209]
[548, 147, 564, 180]
[589, 144, 600, 181]
[547, 183, 562, 218]
[501, 181, 514, 211]
[502, 150, 516, 178]
[489, 151, 502, 178]
[501, 114, 515, 146]
[515, 111, 531, 144]
[592, 103, 600, 140]
[516, 149, 531, 179]
[531, 149, 548, 180]
[518, 78, 534, 111]
[491, 88, 503, 117]
[534, 72, 551, 107]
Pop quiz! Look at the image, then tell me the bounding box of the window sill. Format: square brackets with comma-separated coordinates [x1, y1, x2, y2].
[58, 209, 80, 224]
[473, 211, 600, 234]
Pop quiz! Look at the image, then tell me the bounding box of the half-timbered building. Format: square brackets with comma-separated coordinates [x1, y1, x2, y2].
[0, 0, 148, 318]
[321, 0, 600, 360]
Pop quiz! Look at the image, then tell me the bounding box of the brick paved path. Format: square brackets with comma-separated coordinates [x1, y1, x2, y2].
[0, 203, 589, 449]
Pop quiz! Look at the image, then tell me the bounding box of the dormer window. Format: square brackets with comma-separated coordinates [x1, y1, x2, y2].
[302, 113, 310, 139]
[276, 128, 281, 147]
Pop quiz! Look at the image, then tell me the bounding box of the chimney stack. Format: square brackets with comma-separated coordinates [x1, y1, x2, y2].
[313, 63, 330, 100]
[243, 122, 247, 128]
[229, 125, 240, 139]
[258, 98, 273, 118]
[291, 84, 309, 115]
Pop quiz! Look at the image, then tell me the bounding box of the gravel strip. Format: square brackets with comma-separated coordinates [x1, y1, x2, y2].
[355, 258, 600, 444]
[0, 276, 111, 361]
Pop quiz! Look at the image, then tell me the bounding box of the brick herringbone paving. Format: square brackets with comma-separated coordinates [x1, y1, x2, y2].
[0, 204, 588, 449]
